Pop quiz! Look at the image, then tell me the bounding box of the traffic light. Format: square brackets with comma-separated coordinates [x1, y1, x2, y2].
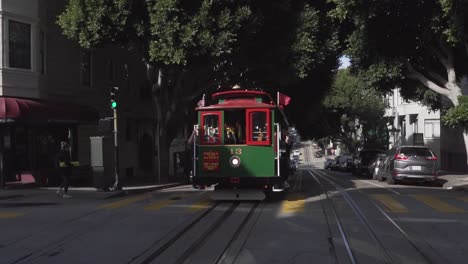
[110, 86, 118, 109]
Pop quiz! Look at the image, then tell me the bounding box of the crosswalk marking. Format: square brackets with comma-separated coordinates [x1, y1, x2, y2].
[371, 194, 408, 213]
[100, 194, 149, 209]
[187, 197, 211, 212]
[144, 196, 182, 211]
[411, 195, 465, 213]
[280, 194, 306, 215]
[0, 212, 24, 219]
[457, 197, 468, 203]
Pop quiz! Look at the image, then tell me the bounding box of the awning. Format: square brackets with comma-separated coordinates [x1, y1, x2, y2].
[0, 97, 99, 123]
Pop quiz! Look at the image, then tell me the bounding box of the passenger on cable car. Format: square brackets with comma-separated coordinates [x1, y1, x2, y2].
[204, 118, 219, 143]
[280, 128, 292, 185]
[225, 123, 237, 144]
[235, 121, 244, 143]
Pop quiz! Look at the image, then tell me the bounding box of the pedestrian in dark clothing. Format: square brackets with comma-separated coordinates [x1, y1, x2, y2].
[56, 141, 72, 198]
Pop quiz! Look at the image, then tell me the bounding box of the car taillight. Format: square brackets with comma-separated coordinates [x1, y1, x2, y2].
[394, 153, 408, 160]
[426, 156, 438, 161]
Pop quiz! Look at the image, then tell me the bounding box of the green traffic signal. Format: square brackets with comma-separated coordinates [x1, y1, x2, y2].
[111, 101, 117, 108]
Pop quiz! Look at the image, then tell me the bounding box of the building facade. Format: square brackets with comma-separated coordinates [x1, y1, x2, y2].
[384, 88, 441, 167]
[0, 0, 162, 186]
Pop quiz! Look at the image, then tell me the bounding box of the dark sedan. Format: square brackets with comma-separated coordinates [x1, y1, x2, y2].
[352, 149, 385, 177]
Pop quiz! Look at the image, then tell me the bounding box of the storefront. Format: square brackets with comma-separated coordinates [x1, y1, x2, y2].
[0, 97, 98, 187]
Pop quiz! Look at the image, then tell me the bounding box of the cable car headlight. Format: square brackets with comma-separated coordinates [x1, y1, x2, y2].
[229, 156, 241, 168]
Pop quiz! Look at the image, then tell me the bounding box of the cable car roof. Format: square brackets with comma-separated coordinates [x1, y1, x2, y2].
[196, 98, 275, 110]
[211, 90, 271, 100]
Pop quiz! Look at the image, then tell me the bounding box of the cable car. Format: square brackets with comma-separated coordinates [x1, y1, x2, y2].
[190, 86, 292, 200]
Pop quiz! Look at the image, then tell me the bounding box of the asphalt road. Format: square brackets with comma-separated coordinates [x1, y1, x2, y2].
[1, 142, 468, 264]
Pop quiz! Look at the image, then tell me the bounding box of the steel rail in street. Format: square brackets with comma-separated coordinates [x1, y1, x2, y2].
[308, 170, 357, 264]
[136, 202, 221, 264]
[214, 202, 261, 264]
[310, 165, 438, 264]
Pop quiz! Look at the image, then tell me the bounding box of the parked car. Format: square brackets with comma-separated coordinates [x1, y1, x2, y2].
[330, 155, 341, 170]
[314, 150, 324, 158]
[290, 158, 298, 172]
[370, 153, 386, 180]
[378, 145, 440, 185]
[324, 158, 334, 170]
[338, 155, 354, 172]
[352, 149, 385, 177]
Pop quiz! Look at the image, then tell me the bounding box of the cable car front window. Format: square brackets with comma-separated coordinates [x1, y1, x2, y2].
[202, 114, 220, 144]
[224, 110, 245, 144]
[251, 112, 268, 142]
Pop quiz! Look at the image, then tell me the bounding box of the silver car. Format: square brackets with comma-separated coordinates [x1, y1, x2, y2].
[380, 145, 439, 185]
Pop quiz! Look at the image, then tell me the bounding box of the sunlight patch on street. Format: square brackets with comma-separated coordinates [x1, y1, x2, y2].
[411, 195, 465, 213]
[371, 194, 408, 213]
[0, 212, 24, 219]
[100, 194, 149, 209]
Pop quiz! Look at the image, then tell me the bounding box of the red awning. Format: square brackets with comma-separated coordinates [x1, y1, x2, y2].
[0, 97, 99, 123]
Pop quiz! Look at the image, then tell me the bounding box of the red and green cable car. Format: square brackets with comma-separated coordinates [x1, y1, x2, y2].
[191, 88, 291, 200]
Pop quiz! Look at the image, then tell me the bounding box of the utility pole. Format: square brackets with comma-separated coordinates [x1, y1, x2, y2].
[110, 86, 122, 191]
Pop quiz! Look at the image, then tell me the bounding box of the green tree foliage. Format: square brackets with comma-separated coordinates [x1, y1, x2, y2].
[443, 96, 468, 129]
[57, 0, 343, 176]
[329, 0, 468, 167]
[321, 69, 387, 152]
[329, 0, 468, 108]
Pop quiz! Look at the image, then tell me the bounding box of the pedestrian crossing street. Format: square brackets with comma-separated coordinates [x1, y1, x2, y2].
[2, 192, 468, 219]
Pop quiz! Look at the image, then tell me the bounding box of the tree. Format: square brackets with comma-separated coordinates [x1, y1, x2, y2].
[320, 69, 387, 153]
[330, 0, 468, 168]
[58, 0, 252, 180]
[57, 0, 342, 178]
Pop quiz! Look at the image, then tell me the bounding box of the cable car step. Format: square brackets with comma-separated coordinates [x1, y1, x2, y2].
[210, 189, 266, 201]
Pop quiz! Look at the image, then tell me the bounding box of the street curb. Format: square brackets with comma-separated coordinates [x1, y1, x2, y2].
[447, 184, 468, 192]
[104, 182, 188, 199]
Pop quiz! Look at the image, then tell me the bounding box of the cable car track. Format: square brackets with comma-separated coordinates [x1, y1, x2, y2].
[132, 201, 262, 264]
[307, 166, 442, 264]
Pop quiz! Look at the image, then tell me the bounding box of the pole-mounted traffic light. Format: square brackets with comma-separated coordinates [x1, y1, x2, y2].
[110, 86, 119, 109]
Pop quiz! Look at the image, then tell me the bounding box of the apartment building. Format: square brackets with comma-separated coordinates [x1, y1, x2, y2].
[0, 0, 159, 186]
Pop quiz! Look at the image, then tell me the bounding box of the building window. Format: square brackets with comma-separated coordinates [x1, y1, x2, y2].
[424, 119, 440, 139]
[8, 20, 31, 69]
[400, 117, 406, 139]
[81, 50, 91, 86]
[396, 92, 403, 105]
[39, 31, 45, 74]
[387, 94, 394, 108]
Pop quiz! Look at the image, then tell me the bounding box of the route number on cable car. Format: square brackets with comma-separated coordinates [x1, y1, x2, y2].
[230, 148, 242, 155]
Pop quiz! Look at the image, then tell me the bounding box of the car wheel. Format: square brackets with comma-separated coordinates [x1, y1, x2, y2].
[431, 180, 443, 187]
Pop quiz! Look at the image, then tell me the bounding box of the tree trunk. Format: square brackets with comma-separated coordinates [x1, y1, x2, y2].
[158, 129, 171, 183]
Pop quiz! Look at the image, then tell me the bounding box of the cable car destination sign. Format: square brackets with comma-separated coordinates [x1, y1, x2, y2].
[202, 150, 220, 171]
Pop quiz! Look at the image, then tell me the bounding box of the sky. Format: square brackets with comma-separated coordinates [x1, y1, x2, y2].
[339, 55, 350, 69]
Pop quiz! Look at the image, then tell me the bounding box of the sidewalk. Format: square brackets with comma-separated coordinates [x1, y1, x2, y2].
[437, 172, 468, 192]
[0, 180, 188, 201]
